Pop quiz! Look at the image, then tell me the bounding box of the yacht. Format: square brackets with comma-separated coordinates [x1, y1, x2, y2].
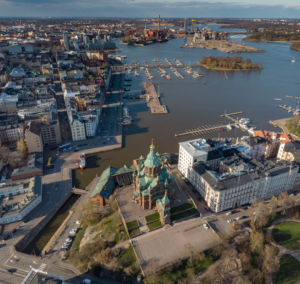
[292, 57, 296, 63]
[227, 125, 232, 130]
[134, 70, 139, 77]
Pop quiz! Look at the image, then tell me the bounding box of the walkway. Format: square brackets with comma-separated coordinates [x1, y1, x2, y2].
[266, 218, 300, 261]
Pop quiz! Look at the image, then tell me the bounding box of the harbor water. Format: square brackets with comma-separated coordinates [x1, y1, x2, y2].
[73, 27, 300, 189]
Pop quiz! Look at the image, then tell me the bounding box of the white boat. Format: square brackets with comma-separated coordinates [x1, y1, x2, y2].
[292, 57, 295, 63]
[134, 70, 139, 77]
[227, 125, 232, 130]
[235, 124, 239, 128]
[79, 153, 86, 169]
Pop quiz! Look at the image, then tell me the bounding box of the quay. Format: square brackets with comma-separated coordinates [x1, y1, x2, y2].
[144, 83, 168, 114]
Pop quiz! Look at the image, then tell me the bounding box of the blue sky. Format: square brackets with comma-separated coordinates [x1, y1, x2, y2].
[0, 0, 299, 18]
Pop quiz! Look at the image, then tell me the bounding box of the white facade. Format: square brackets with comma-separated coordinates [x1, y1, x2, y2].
[6, 125, 23, 142]
[84, 117, 97, 137]
[188, 164, 298, 213]
[0, 195, 41, 224]
[178, 138, 210, 177]
[71, 119, 86, 141]
[0, 182, 26, 198]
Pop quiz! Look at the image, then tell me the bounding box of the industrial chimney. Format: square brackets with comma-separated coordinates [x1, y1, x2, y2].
[158, 15, 160, 32]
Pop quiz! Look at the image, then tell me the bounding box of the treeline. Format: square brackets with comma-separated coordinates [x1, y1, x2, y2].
[290, 42, 300, 51]
[286, 116, 300, 135]
[199, 56, 262, 70]
[244, 32, 300, 42]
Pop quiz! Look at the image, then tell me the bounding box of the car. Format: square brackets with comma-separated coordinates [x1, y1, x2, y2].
[3, 235, 9, 240]
[203, 224, 209, 229]
[243, 206, 248, 210]
[74, 149, 79, 152]
[236, 217, 242, 220]
[76, 221, 81, 225]
[70, 230, 76, 234]
[253, 212, 256, 215]
[204, 206, 209, 212]
[72, 228, 78, 232]
[6, 197, 10, 201]
[11, 228, 17, 234]
[23, 218, 29, 223]
[64, 242, 71, 246]
[289, 193, 294, 197]
[7, 269, 16, 273]
[227, 219, 233, 223]
[197, 197, 201, 202]
[66, 238, 73, 242]
[226, 212, 232, 216]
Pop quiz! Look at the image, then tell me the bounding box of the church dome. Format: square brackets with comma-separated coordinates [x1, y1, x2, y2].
[144, 140, 161, 169]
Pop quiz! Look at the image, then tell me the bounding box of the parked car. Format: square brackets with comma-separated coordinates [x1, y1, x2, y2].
[76, 221, 81, 225]
[203, 224, 209, 229]
[3, 235, 9, 241]
[23, 218, 29, 223]
[11, 228, 17, 234]
[64, 242, 71, 246]
[204, 206, 209, 212]
[236, 217, 242, 220]
[226, 212, 232, 216]
[66, 238, 73, 242]
[70, 230, 76, 234]
[227, 219, 233, 223]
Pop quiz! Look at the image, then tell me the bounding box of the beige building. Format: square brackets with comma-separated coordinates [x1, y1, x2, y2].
[70, 118, 86, 141]
[30, 121, 61, 146]
[24, 122, 43, 153]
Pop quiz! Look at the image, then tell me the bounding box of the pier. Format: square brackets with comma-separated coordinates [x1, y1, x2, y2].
[175, 124, 235, 137]
[140, 64, 205, 69]
[175, 111, 244, 137]
[144, 83, 168, 114]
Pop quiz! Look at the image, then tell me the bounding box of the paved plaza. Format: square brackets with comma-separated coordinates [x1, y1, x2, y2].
[131, 218, 218, 274]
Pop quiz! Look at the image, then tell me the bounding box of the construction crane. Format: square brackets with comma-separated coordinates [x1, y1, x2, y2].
[75, 96, 88, 112]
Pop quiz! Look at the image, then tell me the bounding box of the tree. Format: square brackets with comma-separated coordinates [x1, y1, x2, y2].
[249, 230, 264, 254]
[0, 146, 10, 164]
[268, 196, 278, 214]
[262, 245, 279, 283]
[32, 90, 38, 98]
[76, 201, 95, 224]
[98, 247, 111, 265]
[16, 138, 27, 158]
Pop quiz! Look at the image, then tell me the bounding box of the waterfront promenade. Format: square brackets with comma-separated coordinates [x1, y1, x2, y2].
[144, 83, 168, 114]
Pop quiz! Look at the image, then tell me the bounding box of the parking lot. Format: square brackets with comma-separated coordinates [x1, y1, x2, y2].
[132, 218, 218, 274]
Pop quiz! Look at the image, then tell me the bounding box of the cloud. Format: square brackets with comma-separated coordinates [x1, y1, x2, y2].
[1, 0, 300, 17]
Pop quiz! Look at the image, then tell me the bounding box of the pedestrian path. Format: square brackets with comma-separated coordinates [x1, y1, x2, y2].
[266, 218, 300, 261]
[0, 248, 11, 263]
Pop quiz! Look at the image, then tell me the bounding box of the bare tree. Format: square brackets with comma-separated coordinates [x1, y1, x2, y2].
[249, 230, 264, 254]
[0, 146, 10, 163]
[268, 196, 278, 214]
[262, 245, 280, 283]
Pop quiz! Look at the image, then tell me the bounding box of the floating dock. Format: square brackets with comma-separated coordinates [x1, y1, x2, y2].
[143, 83, 168, 114]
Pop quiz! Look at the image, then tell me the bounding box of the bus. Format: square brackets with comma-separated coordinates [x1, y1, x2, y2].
[58, 143, 71, 151]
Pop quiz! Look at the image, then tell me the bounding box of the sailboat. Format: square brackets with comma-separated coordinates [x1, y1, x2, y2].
[292, 57, 296, 63]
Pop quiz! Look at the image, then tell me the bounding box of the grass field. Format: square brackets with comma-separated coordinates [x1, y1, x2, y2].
[272, 221, 300, 250]
[171, 208, 199, 222]
[126, 220, 138, 230]
[129, 228, 141, 238]
[170, 201, 194, 215]
[273, 254, 300, 284]
[147, 220, 162, 230]
[261, 213, 285, 233]
[145, 212, 160, 223]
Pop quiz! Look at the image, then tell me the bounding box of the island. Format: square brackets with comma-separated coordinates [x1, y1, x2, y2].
[197, 56, 263, 71]
[243, 32, 300, 43]
[182, 28, 265, 53]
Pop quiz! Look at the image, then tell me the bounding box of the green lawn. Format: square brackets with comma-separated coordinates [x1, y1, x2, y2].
[129, 228, 141, 238]
[147, 220, 162, 230]
[273, 254, 300, 284]
[272, 221, 300, 250]
[171, 208, 198, 222]
[73, 225, 87, 252]
[145, 212, 160, 223]
[126, 220, 138, 230]
[170, 201, 194, 215]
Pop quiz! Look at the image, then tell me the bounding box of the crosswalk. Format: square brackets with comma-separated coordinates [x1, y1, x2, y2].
[0, 249, 11, 263]
[38, 263, 47, 271]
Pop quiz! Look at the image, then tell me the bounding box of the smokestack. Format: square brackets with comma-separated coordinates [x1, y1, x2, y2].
[158, 15, 160, 32]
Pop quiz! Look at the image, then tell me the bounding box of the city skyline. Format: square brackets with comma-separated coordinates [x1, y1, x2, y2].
[0, 0, 300, 18]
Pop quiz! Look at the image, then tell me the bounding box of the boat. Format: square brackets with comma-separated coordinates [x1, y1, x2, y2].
[134, 70, 139, 77]
[227, 125, 232, 130]
[235, 124, 239, 128]
[292, 57, 295, 63]
[79, 153, 86, 169]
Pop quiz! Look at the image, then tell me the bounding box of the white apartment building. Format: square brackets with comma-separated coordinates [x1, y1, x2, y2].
[71, 118, 86, 141]
[84, 116, 97, 137]
[178, 138, 211, 177]
[188, 159, 298, 213]
[0, 177, 42, 224]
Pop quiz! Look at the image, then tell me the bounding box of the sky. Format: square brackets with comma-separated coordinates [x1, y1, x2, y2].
[0, 0, 299, 18]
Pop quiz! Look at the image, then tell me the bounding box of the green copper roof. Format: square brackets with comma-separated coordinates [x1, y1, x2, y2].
[144, 148, 161, 168]
[162, 191, 170, 204]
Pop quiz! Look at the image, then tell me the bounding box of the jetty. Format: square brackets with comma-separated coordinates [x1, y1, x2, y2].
[144, 83, 167, 114]
[220, 111, 243, 124]
[175, 124, 235, 137]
